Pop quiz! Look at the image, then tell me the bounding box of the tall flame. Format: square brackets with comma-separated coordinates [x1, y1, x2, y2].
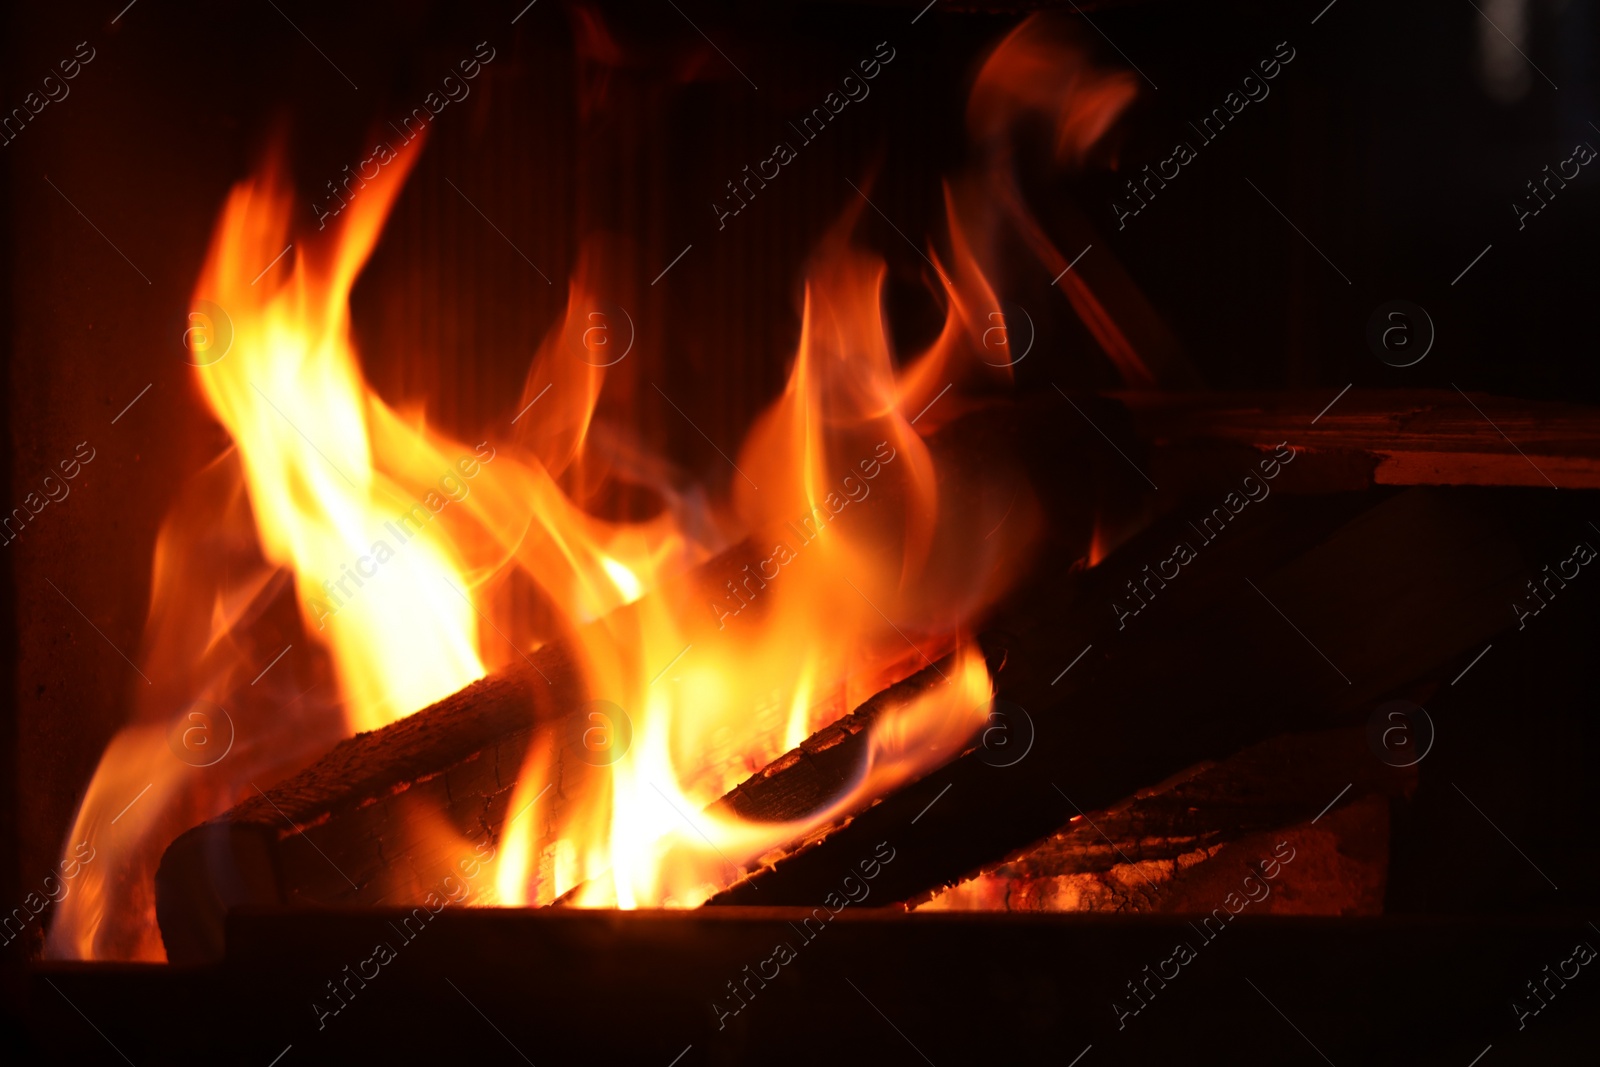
[191, 148, 491, 730]
[495, 201, 1027, 910]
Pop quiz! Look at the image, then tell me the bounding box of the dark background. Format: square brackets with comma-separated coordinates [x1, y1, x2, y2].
[3, 0, 1597, 1058]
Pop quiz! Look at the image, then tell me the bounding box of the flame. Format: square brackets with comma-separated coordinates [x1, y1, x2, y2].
[965, 13, 1153, 389]
[188, 148, 493, 731]
[492, 196, 1043, 910]
[1087, 517, 1109, 568]
[51, 12, 1138, 959]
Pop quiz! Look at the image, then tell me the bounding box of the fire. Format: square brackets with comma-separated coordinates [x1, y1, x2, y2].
[496, 207, 1023, 909]
[188, 145, 489, 731]
[50, 11, 1136, 959]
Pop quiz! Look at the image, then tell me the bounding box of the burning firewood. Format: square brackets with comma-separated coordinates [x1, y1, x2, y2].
[158, 469, 1538, 962]
[154, 399, 1126, 961]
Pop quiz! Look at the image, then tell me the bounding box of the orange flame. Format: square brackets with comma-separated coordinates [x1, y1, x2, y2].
[494, 198, 1030, 909]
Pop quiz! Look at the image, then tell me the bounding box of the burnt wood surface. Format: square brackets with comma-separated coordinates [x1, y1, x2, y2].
[1121, 388, 1600, 490]
[914, 725, 1412, 914]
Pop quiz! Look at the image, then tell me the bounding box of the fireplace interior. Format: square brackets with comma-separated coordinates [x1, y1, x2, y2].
[3, 1, 1598, 1063]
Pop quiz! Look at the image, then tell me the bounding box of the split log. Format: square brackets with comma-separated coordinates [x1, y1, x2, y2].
[1118, 388, 1600, 490]
[155, 396, 1130, 962]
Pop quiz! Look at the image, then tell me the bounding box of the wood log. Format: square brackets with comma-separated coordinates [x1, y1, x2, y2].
[913, 726, 1412, 914]
[1118, 388, 1600, 490]
[709, 486, 1537, 906]
[155, 396, 1128, 961]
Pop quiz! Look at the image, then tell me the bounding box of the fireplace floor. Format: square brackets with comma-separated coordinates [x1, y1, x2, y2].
[18, 911, 1593, 1065]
